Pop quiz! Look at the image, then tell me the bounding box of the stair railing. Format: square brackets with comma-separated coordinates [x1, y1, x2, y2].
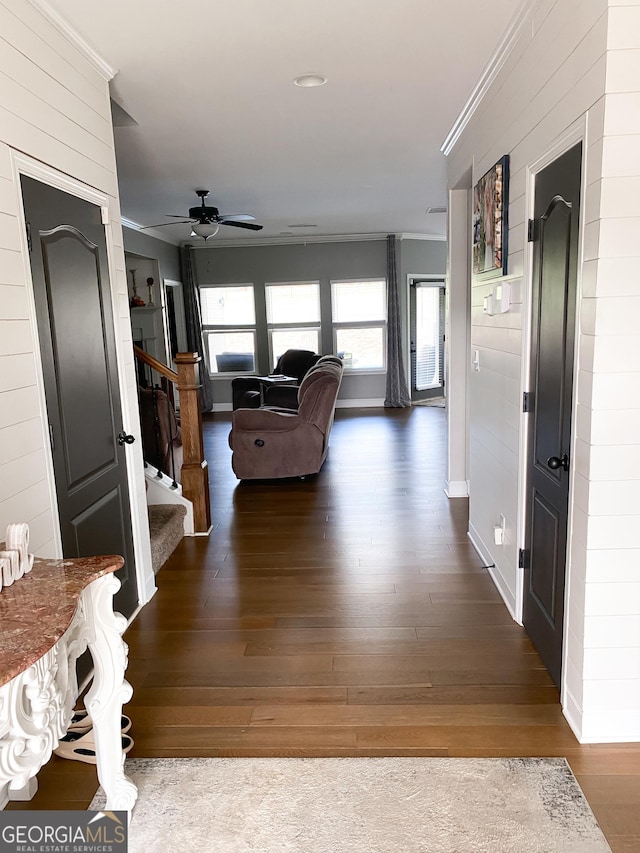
[134, 346, 211, 534]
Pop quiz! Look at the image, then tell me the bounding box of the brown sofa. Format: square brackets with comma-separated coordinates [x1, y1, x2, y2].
[228, 359, 343, 480]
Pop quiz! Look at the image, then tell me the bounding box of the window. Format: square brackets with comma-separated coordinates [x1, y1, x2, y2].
[265, 281, 321, 366]
[331, 279, 386, 371]
[200, 285, 257, 374]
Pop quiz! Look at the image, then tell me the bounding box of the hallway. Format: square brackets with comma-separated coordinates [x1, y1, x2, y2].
[10, 408, 640, 849]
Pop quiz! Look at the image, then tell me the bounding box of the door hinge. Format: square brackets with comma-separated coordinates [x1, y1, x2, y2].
[523, 391, 534, 413]
[518, 548, 529, 569]
[48, 423, 55, 451]
[26, 221, 32, 254]
[527, 218, 538, 242]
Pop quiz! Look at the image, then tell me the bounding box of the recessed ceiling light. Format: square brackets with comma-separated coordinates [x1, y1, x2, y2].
[293, 74, 327, 88]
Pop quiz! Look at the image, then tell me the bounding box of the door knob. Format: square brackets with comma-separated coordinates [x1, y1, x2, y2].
[547, 453, 569, 472]
[117, 431, 136, 446]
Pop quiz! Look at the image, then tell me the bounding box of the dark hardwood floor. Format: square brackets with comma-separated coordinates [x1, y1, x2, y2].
[10, 407, 640, 850]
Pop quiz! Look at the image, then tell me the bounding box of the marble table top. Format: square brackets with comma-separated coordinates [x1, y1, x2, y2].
[0, 554, 123, 687]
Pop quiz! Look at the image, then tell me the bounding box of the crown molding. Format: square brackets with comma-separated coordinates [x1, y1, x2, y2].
[121, 218, 181, 247]
[441, 0, 535, 156]
[186, 231, 445, 249]
[27, 0, 117, 81]
[399, 232, 446, 242]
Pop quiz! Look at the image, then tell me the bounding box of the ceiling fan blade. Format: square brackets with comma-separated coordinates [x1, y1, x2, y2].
[140, 220, 192, 229]
[219, 214, 256, 222]
[165, 214, 195, 219]
[221, 220, 263, 231]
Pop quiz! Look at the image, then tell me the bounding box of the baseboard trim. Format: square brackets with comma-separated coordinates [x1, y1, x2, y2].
[467, 523, 517, 621]
[186, 525, 214, 537]
[562, 686, 584, 743]
[336, 399, 385, 409]
[212, 399, 386, 412]
[444, 480, 469, 498]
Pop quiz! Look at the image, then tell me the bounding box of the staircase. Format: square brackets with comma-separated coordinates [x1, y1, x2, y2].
[148, 504, 187, 574]
[134, 346, 211, 534]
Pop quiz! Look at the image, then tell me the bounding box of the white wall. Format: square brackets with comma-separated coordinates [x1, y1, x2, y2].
[0, 0, 154, 602]
[575, 0, 640, 742]
[447, 0, 640, 742]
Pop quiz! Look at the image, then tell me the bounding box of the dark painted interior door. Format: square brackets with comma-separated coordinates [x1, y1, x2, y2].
[21, 176, 138, 620]
[523, 143, 582, 687]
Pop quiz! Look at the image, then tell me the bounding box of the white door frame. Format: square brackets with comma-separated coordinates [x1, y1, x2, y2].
[516, 118, 587, 711]
[406, 273, 447, 398]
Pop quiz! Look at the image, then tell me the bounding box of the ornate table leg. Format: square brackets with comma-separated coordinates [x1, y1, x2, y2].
[0, 611, 88, 808]
[81, 575, 137, 811]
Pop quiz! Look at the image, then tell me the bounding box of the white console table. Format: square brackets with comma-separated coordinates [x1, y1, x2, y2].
[0, 554, 138, 811]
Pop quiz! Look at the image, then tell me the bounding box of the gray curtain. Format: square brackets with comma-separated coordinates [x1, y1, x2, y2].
[384, 234, 411, 407]
[180, 244, 214, 413]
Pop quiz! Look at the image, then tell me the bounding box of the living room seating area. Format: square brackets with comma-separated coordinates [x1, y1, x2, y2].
[231, 349, 322, 411]
[228, 356, 343, 480]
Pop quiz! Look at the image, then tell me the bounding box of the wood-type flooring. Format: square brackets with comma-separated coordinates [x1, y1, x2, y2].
[9, 408, 640, 851]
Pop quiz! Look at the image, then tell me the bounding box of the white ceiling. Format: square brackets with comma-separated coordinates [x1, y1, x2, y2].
[47, 0, 516, 245]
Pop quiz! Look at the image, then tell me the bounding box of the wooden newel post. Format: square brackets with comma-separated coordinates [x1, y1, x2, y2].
[174, 353, 211, 534]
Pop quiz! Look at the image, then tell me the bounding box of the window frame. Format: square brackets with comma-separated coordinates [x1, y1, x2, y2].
[265, 280, 321, 367]
[330, 277, 388, 373]
[199, 283, 257, 377]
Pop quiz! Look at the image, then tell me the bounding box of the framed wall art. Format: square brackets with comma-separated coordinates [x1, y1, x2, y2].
[472, 154, 509, 278]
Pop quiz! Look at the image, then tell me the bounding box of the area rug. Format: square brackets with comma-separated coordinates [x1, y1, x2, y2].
[90, 757, 611, 852]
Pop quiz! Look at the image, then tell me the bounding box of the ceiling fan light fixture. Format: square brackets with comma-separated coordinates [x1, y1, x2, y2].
[191, 222, 220, 240]
[293, 74, 327, 88]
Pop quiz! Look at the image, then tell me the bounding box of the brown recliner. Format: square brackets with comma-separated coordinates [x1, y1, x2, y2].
[228, 360, 343, 480]
[231, 349, 321, 410]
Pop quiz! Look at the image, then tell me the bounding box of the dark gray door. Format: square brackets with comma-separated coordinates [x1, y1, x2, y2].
[523, 143, 582, 687]
[21, 176, 138, 619]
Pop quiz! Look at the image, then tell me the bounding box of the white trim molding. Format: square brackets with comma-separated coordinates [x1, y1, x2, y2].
[121, 218, 181, 247]
[119, 227, 447, 251]
[26, 0, 117, 81]
[187, 232, 445, 250]
[211, 398, 387, 412]
[444, 480, 469, 498]
[335, 398, 386, 409]
[441, 0, 535, 156]
[468, 523, 518, 621]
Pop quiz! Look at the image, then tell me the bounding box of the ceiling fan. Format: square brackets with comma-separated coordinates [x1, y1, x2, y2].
[142, 190, 263, 239]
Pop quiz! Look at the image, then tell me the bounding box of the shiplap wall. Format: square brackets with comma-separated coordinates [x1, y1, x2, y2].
[447, 0, 640, 742]
[574, 0, 640, 741]
[0, 0, 154, 602]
